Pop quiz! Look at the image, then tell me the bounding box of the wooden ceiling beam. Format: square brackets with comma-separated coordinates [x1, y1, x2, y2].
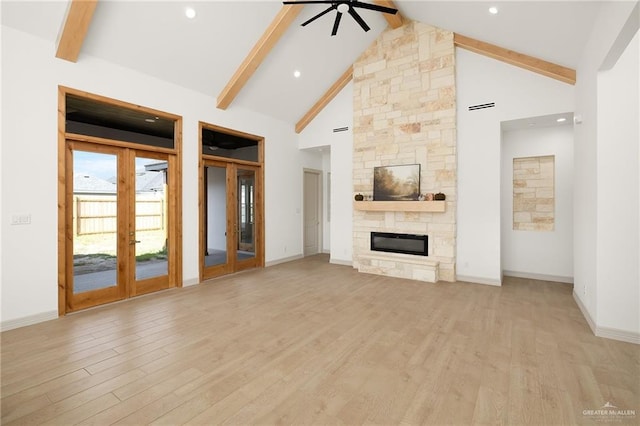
[296, 66, 353, 134]
[217, 4, 303, 110]
[454, 33, 576, 85]
[55, 0, 98, 62]
[373, 0, 404, 29]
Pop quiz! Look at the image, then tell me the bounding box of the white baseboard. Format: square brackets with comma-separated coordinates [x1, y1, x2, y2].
[330, 258, 353, 267]
[182, 278, 200, 287]
[265, 254, 304, 267]
[596, 326, 640, 344]
[456, 275, 502, 286]
[573, 290, 596, 333]
[572, 291, 639, 344]
[503, 270, 574, 284]
[1, 310, 58, 332]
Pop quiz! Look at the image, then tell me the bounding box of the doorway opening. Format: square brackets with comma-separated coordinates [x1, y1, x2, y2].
[303, 169, 323, 256]
[200, 123, 264, 280]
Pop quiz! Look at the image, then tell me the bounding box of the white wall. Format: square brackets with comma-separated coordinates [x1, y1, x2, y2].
[456, 49, 575, 285]
[573, 1, 638, 339]
[0, 26, 309, 326]
[206, 166, 226, 251]
[501, 124, 574, 281]
[595, 30, 639, 337]
[298, 82, 354, 265]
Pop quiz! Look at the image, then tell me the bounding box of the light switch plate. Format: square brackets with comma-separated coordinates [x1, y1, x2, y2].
[11, 214, 31, 225]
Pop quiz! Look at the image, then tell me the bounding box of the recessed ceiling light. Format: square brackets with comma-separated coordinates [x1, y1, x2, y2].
[185, 7, 196, 19]
[145, 118, 156, 123]
[557, 117, 567, 123]
[489, 6, 498, 15]
[293, 70, 301, 78]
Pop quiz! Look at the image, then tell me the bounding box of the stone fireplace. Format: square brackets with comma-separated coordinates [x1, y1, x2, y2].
[352, 21, 457, 283]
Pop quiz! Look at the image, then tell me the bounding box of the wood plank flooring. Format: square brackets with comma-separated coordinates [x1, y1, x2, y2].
[2, 255, 639, 425]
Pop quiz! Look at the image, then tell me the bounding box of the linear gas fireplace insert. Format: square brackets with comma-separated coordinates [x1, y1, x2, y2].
[370, 232, 428, 256]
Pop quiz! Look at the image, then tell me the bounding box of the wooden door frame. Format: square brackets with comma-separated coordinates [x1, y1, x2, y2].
[303, 168, 323, 257]
[233, 163, 262, 273]
[199, 121, 264, 282]
[57, 86, 183, 315]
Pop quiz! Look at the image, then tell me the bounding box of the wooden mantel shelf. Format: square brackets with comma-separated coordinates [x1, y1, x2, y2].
[353, 200, 446, 213]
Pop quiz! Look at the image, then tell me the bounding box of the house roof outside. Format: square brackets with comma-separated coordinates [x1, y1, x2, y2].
[74, 171, 165, 194]
[73, 173, 116, 194]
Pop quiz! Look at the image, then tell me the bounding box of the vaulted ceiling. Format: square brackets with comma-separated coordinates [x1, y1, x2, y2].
[1, 1, 603, 131]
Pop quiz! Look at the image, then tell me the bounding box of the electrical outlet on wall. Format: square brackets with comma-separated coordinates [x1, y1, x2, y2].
[11, 214, 31, 225]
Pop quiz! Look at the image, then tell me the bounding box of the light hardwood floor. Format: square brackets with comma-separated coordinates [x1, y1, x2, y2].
[2, 255, 639, 425]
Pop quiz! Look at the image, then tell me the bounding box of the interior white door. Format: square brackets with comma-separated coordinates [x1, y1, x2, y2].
[303, 171, 320, 256]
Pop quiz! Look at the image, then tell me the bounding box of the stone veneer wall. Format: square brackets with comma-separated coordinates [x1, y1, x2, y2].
[513, 155, 555, 231]
[352, 21, 457, 282]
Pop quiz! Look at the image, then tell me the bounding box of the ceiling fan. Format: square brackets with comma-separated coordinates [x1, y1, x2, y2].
[282, 1, 398, 36]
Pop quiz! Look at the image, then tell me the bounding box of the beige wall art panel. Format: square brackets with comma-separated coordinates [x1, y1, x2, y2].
[513, 155, 555, 231]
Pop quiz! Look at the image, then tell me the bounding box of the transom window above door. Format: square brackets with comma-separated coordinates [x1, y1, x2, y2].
[66, 94, 177, 149]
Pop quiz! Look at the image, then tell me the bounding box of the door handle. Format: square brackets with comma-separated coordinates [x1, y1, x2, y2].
[129, 240, 141, 245]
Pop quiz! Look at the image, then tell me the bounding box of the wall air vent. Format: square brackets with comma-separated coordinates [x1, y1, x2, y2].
[468, 102, 496, 111]
[333, 126, 349, 133]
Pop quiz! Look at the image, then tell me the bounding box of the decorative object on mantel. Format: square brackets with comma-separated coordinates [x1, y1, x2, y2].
[354, 193, 364, 201]
[434, 192, 446, 201]
[425, 193, 434, 201]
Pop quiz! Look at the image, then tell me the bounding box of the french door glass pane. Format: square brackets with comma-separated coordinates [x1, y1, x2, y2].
[205, 166, 228, 267]
[134, 156, 169, 280]
[238, 169, 255, 259]
[72, 151, 118, 293]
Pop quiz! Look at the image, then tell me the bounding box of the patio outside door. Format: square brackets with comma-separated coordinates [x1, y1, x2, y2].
[66, 141, 174, 311]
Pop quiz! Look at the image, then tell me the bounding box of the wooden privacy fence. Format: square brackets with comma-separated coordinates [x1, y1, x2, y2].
[74, 196, 165, 235]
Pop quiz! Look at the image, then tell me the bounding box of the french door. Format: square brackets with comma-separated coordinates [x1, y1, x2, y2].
[202, 160, 262, 279]
[65, 141, 176, 312]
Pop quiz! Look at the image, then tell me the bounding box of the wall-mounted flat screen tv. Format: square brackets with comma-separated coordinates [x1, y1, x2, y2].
[373, 164, 420, 201]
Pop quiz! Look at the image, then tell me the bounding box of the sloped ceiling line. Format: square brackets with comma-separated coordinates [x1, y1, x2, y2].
[453, 33, 577, 85]
[50, 1, 576, 133]
[295, 65, 354, 134]
[55, 0, 98, 62]
[216, 4, 304, 110]
[296, 31, 578, 133]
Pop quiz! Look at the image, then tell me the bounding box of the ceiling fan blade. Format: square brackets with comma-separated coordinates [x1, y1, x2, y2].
[331, 11, 343, 36]
[283, 1, 334, 4]
[351, 1, 398, 14]
[348, 6, 370, 32]
[301, 5, 336, 26]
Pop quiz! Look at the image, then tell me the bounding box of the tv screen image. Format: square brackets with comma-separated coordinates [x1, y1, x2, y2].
[373, 164, 420, 201]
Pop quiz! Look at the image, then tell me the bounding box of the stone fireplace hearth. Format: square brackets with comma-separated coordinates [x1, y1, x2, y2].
[352, 21, 457, 283]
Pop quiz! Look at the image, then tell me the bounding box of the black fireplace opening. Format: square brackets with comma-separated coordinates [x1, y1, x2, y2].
[371, 232, 428, 256]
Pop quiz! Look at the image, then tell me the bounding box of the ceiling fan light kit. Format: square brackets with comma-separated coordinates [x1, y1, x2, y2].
[283, 0, 398, 36]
